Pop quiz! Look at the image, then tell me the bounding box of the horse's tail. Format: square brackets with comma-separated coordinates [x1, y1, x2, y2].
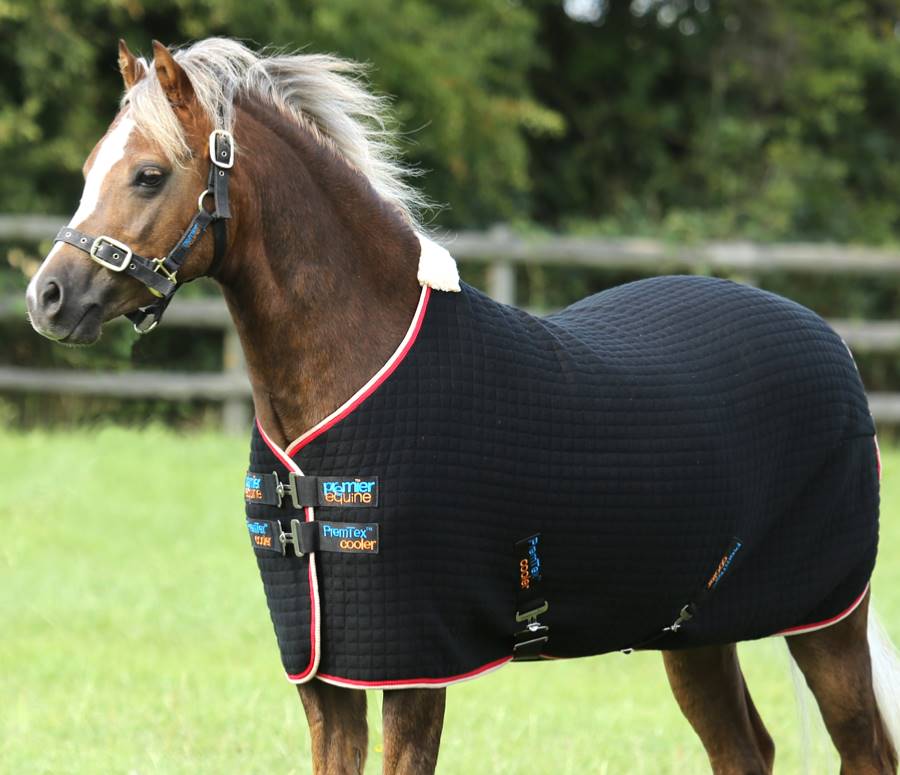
[869, 605, 900, 758]
[786, 644, 814, 774]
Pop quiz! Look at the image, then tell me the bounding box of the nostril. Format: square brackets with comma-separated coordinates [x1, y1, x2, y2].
[40, 279, 63, 314]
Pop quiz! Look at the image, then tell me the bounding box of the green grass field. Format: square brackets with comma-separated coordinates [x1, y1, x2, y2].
[2, 427, 898, 774]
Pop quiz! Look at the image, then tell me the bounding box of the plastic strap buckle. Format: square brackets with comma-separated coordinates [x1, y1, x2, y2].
[278, 518, 318, 557]
[273, 472, 317, 509]
[512, 600, 550, 661]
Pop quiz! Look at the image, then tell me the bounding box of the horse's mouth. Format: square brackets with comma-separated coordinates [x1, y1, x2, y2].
[33, 303, 103, 346]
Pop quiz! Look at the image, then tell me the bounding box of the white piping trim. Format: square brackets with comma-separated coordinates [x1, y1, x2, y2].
[292, 552, 321, 684]
[315, 656, 512, 691]
[285, 285, 430, 455]
[257, 286, 431, 683]
[779, 583, 869, 637]
[255, 422, 322, 684]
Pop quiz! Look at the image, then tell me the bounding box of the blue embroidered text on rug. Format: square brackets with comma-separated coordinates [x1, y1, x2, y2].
[244, 276, 879, 689]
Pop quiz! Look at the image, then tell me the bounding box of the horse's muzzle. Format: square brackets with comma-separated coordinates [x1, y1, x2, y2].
[26, 253, 104, 345]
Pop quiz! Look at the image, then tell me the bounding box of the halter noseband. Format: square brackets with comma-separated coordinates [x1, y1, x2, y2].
[53, 129, 234, 334]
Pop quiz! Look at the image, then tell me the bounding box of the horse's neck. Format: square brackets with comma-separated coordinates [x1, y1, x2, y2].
[219, 102, 421, 446]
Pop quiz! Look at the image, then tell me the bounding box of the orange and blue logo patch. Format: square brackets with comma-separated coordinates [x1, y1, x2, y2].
[706, 539, 743, 590]
[318, 477, 378, 508]
[245, 473, 264, 502]
[517, 534, 542, 591]
[318, 521, 379, 553]
[246, 518, 280, 552]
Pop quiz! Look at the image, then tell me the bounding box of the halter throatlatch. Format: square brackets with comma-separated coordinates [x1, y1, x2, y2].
[53, 129, 234, 333]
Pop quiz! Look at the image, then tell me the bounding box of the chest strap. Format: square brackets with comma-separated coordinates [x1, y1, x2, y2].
[244, 471, 379, 509]
[247, 518, 318, 556]
[246, 517, 380, 556]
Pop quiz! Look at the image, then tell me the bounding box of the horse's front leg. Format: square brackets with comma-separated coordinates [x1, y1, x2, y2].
[382, 688, 446, 775]
[297, 680, 368, 775]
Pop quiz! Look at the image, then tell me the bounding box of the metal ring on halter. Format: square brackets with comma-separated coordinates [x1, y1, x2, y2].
[197, 189, 213, 212]
[133, 317, 159, 335]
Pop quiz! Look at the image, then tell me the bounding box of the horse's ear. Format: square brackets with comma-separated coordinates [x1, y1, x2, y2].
[117, 39, 145, 90]
[151, 40, 194, 108]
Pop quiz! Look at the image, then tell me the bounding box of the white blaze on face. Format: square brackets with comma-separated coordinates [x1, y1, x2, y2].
[27, 115, 136, 306]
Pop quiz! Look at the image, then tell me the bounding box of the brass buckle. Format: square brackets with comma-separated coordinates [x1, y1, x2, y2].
[151, 258, 177, 284]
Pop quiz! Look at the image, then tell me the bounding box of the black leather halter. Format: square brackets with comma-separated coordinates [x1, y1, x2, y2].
[53, 129, 234, 333]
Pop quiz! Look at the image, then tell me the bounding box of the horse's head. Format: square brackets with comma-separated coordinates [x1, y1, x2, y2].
[27, 40, 225, 344]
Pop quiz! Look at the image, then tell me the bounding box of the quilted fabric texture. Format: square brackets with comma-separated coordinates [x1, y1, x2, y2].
[245, 276, 879, 687]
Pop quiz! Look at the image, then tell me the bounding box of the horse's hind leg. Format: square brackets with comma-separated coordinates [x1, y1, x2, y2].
[786, 591, 897, 774]
[382, 688, 446, 775]
[663, 644, 775, 774]
[297, 680, 368, 775]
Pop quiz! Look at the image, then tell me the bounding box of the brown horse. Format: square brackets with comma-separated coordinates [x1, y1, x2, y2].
[26, 38, 899, 775]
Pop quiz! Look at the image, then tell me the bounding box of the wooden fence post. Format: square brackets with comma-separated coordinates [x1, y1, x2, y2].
[222, 328, 250, 434]
[484, 225, 517, 305]
[487, 260, 516, 305]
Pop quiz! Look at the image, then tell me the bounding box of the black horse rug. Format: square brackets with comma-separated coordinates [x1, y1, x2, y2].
[244, 275, 879, 688]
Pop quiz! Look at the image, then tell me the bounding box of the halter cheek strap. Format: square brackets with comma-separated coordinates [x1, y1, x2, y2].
[53, 129, 234, 334]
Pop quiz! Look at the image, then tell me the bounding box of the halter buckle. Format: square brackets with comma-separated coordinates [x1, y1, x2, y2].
[209, 129, 234, 169]
[151, 257, 178, 284]
[89, 235, 132, 272]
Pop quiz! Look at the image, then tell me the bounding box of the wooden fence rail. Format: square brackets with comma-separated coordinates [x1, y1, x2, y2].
[0, 293, 252, 433]
[3, 215, 900, 429]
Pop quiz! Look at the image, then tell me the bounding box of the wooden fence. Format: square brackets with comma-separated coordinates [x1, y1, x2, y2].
[3, 216, 900, 431]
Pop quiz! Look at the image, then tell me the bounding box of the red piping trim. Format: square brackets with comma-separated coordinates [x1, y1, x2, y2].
[254, 420, 320, 682]
[875, 435, 882, 482]
[311, 656, 512, 689]
[778, 583, 869, 637]
[286, 286, 431, 455]
[254, 286, 431, 684]
[283, 559, 318, 682]
[257, 418, 300, 472]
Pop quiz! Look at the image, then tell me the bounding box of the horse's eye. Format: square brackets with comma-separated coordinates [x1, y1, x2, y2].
[134, 168, 166, 189]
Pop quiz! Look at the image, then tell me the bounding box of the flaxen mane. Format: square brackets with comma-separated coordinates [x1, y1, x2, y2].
[125, 38, 426, 227]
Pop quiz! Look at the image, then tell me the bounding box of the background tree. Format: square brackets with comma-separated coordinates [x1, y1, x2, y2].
[529, 0, 900, 242]
[6, 0, 900, 426]
[6, 0, 900, 239]
[0, 0, 557, 227]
